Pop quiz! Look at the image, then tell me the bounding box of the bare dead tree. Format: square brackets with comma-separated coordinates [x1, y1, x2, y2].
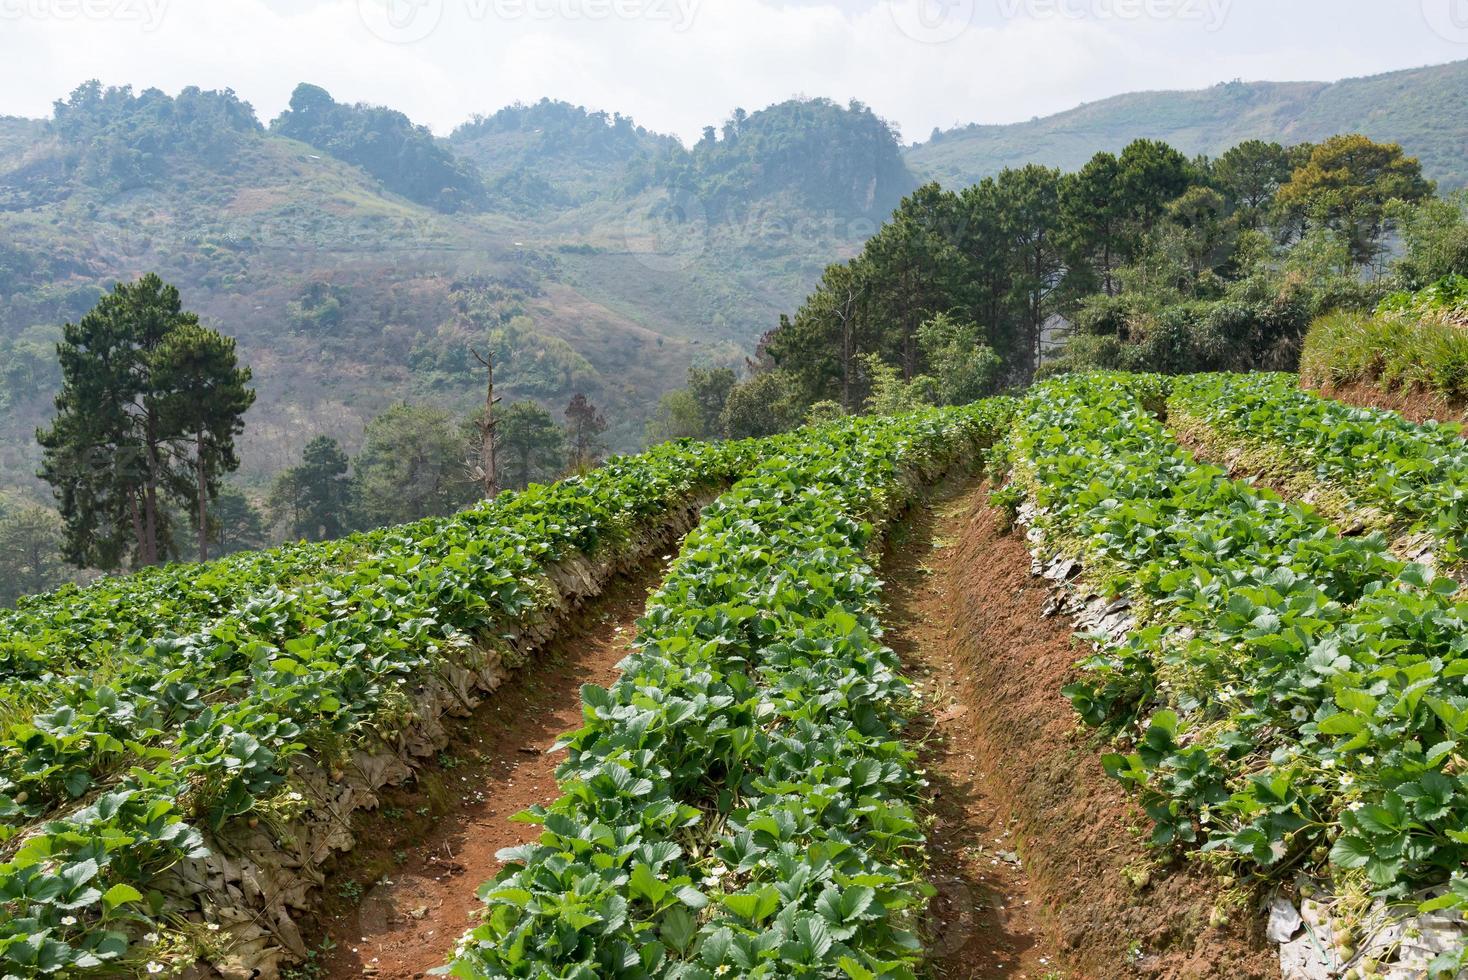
[471, 347, 501, 500]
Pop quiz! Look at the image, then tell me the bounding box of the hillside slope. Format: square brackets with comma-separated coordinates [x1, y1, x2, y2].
[4, 60, 1467, 507]
[908, 59, 1468, 188]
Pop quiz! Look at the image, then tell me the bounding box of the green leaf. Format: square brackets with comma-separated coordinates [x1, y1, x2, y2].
[101, 883, 144, 911]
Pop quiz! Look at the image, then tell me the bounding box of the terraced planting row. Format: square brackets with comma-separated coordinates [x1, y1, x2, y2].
[1007, 373, 1468, 975]
[441, 401, 1015, 978]
[0, 438, 760, 977]
[1169, 372, 1468, 570]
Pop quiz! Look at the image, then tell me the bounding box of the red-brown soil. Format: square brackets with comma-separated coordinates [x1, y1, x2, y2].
[1307, 378, 1468, 429]
[313, 556, 667, 979]
[886, 480, 1276, 980]
[306, 478, 1276, 980]
[883, 487, 1051, 979]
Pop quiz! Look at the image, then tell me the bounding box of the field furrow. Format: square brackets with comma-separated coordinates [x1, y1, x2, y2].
[0, 439, 758, 976]
[1006, 373, 1468, 976]
[439, 402, 1014, 978]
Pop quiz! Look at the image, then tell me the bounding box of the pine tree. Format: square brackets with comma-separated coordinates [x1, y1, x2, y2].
[268, 436, 352, 541]
[38, 274, 252, 569]
[495, 401, 564, 490]
[152, 323, 255, 562]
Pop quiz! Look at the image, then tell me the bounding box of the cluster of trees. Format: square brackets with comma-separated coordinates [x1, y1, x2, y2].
[38, 274, 255, 569]
[271, 83, 488, 212]
[658, 98, 913, 220]
[264, 391, 609, 543]
[4, 274, 619, 607]
[737, 133, 1434, 415]
[450, 98, 682, 205]
[49, 81, 262, 191]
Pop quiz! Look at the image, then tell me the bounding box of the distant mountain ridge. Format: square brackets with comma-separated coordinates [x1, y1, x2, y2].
[907, 59, 1468, 189]
[1, 58, 1466, 510]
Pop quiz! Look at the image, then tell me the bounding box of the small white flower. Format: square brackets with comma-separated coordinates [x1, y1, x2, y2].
[715, 967, 731, 976]
[1339, 773, 1356, 788]
[60, 916, 77, 926]
[1289, 706, 1309, 723]
[286, 791, 303, 802]
[144, 933, 159, 944]
[146, 963, 165, 975]
[206, 923, 221, 932]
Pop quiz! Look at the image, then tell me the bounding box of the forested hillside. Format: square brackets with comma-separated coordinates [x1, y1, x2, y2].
[910, 59, 1468, 190]
[0, 85, 905, 510]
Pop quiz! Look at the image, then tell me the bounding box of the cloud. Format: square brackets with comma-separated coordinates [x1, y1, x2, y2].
[0, 0, 1462, 144]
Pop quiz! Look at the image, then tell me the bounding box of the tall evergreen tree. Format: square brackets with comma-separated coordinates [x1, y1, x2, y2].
[1061, 152, 1130, 295]
[495, 401, 564, 490]
[268, 436, 353, 541]
[37, 274, 252, 570]
[152, 323, 255, 562]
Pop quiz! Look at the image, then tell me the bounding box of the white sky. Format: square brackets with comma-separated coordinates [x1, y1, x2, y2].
[0, 0, 1464, 144]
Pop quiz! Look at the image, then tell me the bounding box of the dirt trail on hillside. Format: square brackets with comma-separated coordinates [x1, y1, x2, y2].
[885, 480, 1275, 980]
[315, 556, 668, 980]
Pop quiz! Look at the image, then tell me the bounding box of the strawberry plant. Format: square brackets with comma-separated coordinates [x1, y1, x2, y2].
[1170, 371, 1468, 567]
[440, 401, 1016, 978]
[0, 437, 763, 976]
[1011, 373, 1468, 958]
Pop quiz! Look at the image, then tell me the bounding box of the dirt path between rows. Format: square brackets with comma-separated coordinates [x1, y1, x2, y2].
[315, 555, 669, 979]
[884, 478, 1275, 980]
[884, 481, 1052, 980]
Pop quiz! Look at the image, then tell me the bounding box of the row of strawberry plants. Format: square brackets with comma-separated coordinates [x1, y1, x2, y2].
[440, 401, 1015, 979]
[0, 460, 681, 700]
[1008, 374, 1468, 962]
[0, 438, 760, 977]
[0, 509, 391, 684]
[1168, 371, 1468, 566]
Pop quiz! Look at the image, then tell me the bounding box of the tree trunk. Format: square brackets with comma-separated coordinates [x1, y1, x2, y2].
[142, 437, 160, 566]
[841, 318, 853, 411]
[474, 348, 500, 500]
[196, 429, 209, 563]
[127, 487, 146, 569]
[139, 410, 164, 566]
